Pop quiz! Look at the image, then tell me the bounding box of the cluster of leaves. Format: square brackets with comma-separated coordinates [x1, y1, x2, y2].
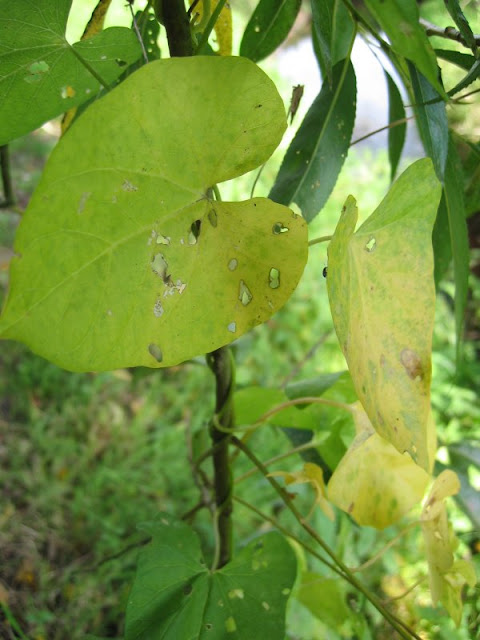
[0, 0, 479, 638]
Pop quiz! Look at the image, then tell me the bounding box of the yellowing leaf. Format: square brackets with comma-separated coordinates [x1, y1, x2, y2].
[193, 0, 232, 55]
[421, 470, 476, 625]
[327, 403, 430, 529]
[327, 158, 442, 471]
[270, 462, 334, 520]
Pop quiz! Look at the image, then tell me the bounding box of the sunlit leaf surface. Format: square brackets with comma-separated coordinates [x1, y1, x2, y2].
[0, 57, 307, 371]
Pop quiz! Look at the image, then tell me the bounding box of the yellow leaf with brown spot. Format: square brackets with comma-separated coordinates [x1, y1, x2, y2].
[327, 158, 441, 471]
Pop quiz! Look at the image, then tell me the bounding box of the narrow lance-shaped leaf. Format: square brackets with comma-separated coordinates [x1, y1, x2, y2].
[385, 71, 406, 181]
[311, 0, 355, 83]
[0, 57, 308, 372]
[240, 0, 301, 62]
[442, 135, 470, 361]
[327, 159, 442, 471]
[364, 0, 447, 98]
[0, 0, 143, 145]
[444, 0, 477, 54]
[270, 59, 356, 223]
[125, 514, 297, 640]
[409, 62, 448, 182]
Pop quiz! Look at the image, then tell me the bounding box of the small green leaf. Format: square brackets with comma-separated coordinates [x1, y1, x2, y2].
[125, 514, 297, 640]
[364, 0, 446, 97]
[270, 59, 356, 222]
[444, 0, 477, 54]
[448, 59, 480, 97]
[0, 57, 308, 371]
[0, 0, 143, 144]
[311, 0, 355, 83]
[296, 573, 353, 632]
[327, 159, 442, 470]
[240, 0, 301, 62]
[385, 72, 406, 181]
[435, 48, 475, 71]
[409, 63, 448, 183]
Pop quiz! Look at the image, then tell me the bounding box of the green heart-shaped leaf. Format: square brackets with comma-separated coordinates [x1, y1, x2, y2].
[0, 57, 307, 371]
[125, 514, 297, 639]
[0, 0, 143, 144]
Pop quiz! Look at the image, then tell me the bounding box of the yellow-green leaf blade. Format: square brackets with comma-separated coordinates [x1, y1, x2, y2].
[327, 159, 442, 470]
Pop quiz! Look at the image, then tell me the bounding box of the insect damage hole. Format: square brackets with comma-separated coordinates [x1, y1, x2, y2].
[269, 267, 280, 289]
[148, 343, 163, 363]
[238, 280, 253, 305]
[272, 222, 289, 234]
[365, 236, 376, 252]
[188, 219, 202, 245]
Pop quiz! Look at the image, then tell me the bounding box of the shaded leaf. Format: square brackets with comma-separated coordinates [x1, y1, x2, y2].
[296, 573, 352, 631]
[442, 135, 470, 360]
[0, 0, 142, 145]
[409, 63, 448, 182]
[125, 514, 297, 640]
[385, 71, 406, 181]
[0, 57, 308, 371]
[448, 441, 480, 529]
[364, 0, 446, 97]
[311, 0, 355, 83]
[240, 0, 301, 62]
[270, 59, 356, 222]
[448, 58, 480, 97]
[285, 371, 344, 399]
[435, 48, 475, 71]
[326, 159, 442, 470]
[328, 403, 431, 529]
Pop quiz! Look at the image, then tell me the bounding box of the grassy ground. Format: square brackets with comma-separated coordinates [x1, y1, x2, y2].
[1, 2, 480, 639]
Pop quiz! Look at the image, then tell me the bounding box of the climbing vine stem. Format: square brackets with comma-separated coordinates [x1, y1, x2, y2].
[207, 347, 235, 569]
[231, 436, 421, 640]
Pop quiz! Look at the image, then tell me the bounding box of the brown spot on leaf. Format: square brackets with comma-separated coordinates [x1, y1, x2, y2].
[400, 348, 423, 380]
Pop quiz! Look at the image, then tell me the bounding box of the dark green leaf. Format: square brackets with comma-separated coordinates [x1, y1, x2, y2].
[385, 72, 406, 181]
[270, 59, 356, 222]
[125, 514, 297, 640]
[444, 0, 477, 54]
[364, 0, 446, 97]
[442, 135, 470, 361]
[432, 194, 452, 287]
[459, 139, 480, 216]
[409, 63, 448, 182]
[441, 442, 480, 529]
[240, 0, 301, 62]
[285, 371, 344, 399]
[310, 0, 355, 83]
[435, 48, 475, 71]
[448, 58, 480, 97]
[0, 0, 143, 144]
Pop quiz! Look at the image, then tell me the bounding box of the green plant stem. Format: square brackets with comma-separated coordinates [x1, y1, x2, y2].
[0, 145, 15, 208]
[351, 520, 420, 573]
[232, 436, 421, 640]
[195, 0, 228, 54]
[161, 0, 193, 56]
[207, 347, 235, 570]
[308, 234, 332, 246]
[254, 396, 355, 425]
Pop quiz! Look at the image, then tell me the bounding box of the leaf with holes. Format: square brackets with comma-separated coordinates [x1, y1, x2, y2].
[0, 0, 143, 145]
[327, 159, 441, 471]
[0, 57, 307, 371]
[125, 514, 297, 640]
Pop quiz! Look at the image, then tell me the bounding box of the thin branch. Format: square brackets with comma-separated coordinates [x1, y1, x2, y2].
[253, 396, 355, 426]
[420, 17, 480, 47]
[0, 145, 15, 208]
[350, 117, 413, 147]
[308, 235, 332, 247]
